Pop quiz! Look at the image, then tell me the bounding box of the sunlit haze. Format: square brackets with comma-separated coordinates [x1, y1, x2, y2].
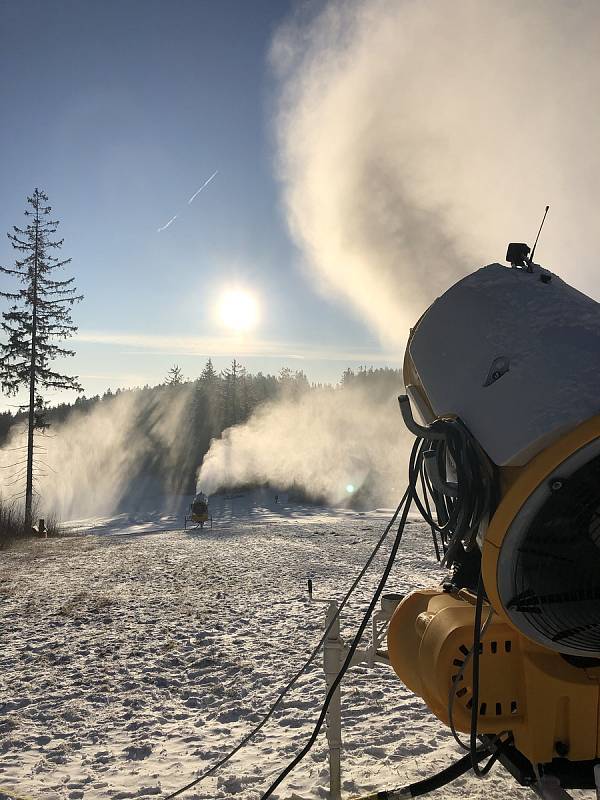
[0, 0, 387, 410]
[217, 288, 259, 333]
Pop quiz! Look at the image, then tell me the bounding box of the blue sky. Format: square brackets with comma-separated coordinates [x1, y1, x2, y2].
[0, 0, 392, 408]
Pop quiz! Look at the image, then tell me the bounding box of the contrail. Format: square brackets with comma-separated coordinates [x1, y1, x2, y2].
[156, 215, 178, 233]
[188, 170, 219, 204]
[156, 170, 218, 233]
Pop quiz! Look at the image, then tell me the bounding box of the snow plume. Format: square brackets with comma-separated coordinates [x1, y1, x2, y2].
[197, 379, 411, 507]
[0, 386, 194, 520]
[197, 1, 600, 506]
[271, 0, 600, 346]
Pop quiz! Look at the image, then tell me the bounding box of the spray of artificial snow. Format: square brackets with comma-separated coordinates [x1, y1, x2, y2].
[271, 0, 600, 344]
[0, 386, 194, 520]
[197, 380, 411, 506]
[198, 0, 600, 502]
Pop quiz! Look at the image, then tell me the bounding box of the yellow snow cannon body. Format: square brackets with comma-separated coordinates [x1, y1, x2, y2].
[187, 492, 210, 528]
[388, 261, 600, 785]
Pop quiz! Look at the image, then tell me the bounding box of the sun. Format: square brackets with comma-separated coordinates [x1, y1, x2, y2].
[217, 288, 259, 333]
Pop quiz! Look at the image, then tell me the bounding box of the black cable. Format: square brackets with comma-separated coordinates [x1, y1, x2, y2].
[370, 747, 492, 799]
[354, 735, 515, 800]
[258, 441, 420, 799]
[407, 417, 496, 571]
[257, 416, 495, 797]
[445, 578, 510, 774]
[447, 601, 494, 752]
[419, 464, 440, 561]
[400, 398, 502, 779]
[406, 748, 489, 798]
[161, 486, 411, 799]
[469, 575, 500, 777]
[166, 404, 498, 798]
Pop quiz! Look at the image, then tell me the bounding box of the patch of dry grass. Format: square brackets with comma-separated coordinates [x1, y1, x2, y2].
[0, 502, 63, 550]
[57, 590, 116, 617]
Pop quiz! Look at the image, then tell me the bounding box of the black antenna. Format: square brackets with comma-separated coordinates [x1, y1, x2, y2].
[529, 205, 550, 264]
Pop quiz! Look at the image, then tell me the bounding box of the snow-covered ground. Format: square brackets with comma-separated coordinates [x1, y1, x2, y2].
[0, 493, 549, 799]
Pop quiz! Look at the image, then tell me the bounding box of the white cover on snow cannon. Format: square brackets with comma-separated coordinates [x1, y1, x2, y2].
[192, 492, 208, 514]
[407, 263, 600, 466]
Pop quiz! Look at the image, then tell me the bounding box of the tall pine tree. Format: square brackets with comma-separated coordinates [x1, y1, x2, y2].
[0, 189, 82, 525]
[165, 364, 184, 385]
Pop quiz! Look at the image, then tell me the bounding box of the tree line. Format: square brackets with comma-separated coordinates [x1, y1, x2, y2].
[0, 362, 403, 501]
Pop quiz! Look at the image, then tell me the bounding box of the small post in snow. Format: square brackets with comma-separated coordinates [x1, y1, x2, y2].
[323, 600, 343, 800]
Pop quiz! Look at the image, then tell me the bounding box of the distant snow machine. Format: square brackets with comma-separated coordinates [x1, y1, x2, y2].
[185, 491, 212, 529]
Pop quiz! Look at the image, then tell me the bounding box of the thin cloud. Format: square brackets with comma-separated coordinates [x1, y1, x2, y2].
[188, 170, 218, 204]
[76, 329, 398, 364]
[156, 214, 178, 233]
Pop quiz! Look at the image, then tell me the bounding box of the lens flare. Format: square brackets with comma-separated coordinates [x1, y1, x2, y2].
[345, 484, 355, 494]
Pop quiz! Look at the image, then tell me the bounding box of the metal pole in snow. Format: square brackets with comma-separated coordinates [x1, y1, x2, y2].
[324, 600, 343, 800]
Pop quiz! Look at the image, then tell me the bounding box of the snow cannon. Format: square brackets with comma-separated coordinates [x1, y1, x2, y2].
[186, 491, 211, 529]
[388, 260, 600, 788]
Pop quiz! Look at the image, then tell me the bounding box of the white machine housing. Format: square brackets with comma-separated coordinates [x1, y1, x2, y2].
[407, 263, 600, 466]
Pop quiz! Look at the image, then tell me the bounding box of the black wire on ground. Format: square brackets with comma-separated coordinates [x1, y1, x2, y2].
[166, 401, 500, 798]
[257, 408, 498, 798]
[161, 486, 411, 800]
[351, 747, 493, 800]
[257, 439, 421, 800]
[403, 748, 490, 798]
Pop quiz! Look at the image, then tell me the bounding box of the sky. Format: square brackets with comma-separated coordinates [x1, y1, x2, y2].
[3, 0, 600, 416]
[0, 0, 392, 410]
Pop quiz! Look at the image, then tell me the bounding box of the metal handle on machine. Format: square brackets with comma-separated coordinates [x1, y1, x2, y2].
[398, 394, 446, 441]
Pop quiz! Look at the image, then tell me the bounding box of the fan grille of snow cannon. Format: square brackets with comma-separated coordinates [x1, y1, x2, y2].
[497, 443, 600, 658]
